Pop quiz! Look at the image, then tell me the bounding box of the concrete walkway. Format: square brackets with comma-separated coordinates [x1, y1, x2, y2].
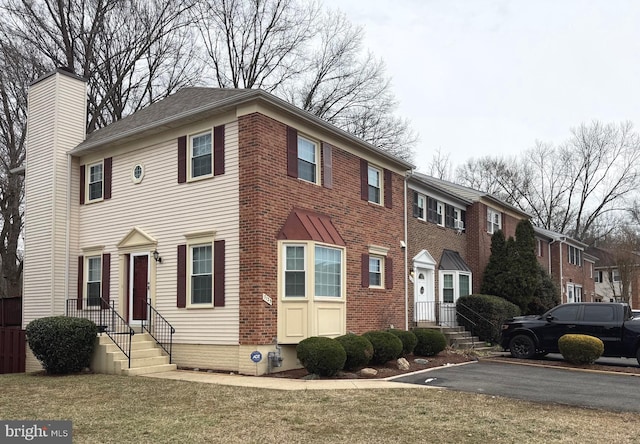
[141, 368, 446, 390]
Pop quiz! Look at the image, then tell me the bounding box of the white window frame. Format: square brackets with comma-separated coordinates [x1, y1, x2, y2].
[281, 242, 346, 300]
[436, 202, 445, 227]
[284, 244, 307, 298]
[189, 243, 213, 306]
[369, 255, 384, 289]
[439, 270, 471, 304]
[487, 208, 502, 234]
[453, 208, 464, 230]
[567, 283, 582, 303]
[595, 270, 603, 283]
[567, 245, 582, 266]
[314, 245, 342, 298]
[86, 255, 102, 307]
[297, 135, 320, 184]
[368, 165, 382, 205]
[416, 193, 426, 220]
[87, 161, 104, 202]
[184, 231, 216, 308]
[189, 130, 213, 180]
[612, 269, 621, 282]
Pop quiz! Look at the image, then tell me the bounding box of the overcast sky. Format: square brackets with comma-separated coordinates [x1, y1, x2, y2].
[323, 0, 640, 172]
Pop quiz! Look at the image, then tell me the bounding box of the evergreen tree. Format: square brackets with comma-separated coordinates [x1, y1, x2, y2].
[481, 230, 507, 296]
[528, 266, 561, 314]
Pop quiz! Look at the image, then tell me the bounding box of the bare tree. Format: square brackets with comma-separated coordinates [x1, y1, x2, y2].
[194, 0, 416, 160]
[425, 148, 453, 180]
[2, 0, 201, 132]
[456, 121, 640, 242]
[0, 41, 48, 298]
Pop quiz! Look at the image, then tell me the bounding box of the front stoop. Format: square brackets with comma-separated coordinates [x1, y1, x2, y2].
[91, 333, 177, 376]
[416, 324, 486, 351]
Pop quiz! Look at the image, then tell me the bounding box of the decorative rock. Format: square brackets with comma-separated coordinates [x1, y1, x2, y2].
[397, 358, 410, 370]
[302, 373, 320, 380]
[414, 358, 429, 365]
[359, 368, 378, 377]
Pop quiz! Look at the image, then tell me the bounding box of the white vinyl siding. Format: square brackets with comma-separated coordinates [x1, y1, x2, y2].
[23, 72, 87, 331]
[77, 121, 240, 345]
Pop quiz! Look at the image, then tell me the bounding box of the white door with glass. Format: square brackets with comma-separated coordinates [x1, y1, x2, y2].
[439, 272, 471, 327]
[412, 250, 437, 323]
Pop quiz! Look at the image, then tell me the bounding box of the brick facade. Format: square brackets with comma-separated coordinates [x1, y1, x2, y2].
[238, 113, 406, 344]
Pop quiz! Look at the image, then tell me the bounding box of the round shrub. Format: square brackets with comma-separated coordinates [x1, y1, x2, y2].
[335, 334, 373, 370]
[26, 316, 98, 374]
[362, 331, 403, 365]
[413, 328, 447, 356]
[558, 334, 604, 364]
[296, 336, 346, 376]
[387, 329, 418, 356]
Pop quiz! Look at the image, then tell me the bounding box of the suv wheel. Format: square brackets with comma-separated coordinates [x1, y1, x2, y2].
[509, 334, 536, 359]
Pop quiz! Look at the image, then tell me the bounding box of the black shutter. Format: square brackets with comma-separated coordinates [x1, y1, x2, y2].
[286, 126, 298, 178]
[177, 245, 187, 308]
[177, 136, 187, 183]
[360, 159, 368, 201]
[322, 142, 333, 189]
[445, 204, 455, 228]
[77, 256, 84, 309]
[214, 125, 225, 176]
[384, 169, 392, 209]
[104, 157, 112, 200]
[79, 165, 86, 204]
[413, 191, 420, 217]
[102, 253, 111, 308]
[361, 253, 369, 287]
[214, 240, 225, 307]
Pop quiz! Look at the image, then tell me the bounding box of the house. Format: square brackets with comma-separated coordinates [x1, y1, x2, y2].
[407, 173, 529, 325]
[22, 68, 413, 375]
[534, 227, 596, 304]
[585, 246, 640, 308]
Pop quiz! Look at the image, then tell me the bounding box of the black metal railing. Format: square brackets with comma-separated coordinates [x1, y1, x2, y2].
[141, 300, 175, 363]
[456, 301, 499, 344]
[414, 301, 458, 326]
[66, 297, 135, 368]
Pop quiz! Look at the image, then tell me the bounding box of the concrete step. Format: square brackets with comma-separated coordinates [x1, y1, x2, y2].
[123, 363, 177, 376]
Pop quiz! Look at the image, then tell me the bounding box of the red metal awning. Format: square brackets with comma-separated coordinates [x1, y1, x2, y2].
[277, 208, 345, 246]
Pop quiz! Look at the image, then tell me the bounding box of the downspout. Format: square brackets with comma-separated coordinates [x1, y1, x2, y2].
[403, 169, 414, 331]
[65, 153, 72, 313]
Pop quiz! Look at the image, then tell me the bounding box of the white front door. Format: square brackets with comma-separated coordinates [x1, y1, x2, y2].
[414, 267, 435, 322]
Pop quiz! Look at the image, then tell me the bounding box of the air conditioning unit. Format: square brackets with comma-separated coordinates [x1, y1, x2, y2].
[455, 220, 465, 231]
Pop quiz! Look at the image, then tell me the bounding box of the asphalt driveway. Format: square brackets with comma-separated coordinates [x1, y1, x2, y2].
[393, 360, 640, 412]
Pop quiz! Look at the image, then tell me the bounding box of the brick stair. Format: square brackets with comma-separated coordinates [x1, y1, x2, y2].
[416, 322, 492, 351]
[91, 332, 176, 376]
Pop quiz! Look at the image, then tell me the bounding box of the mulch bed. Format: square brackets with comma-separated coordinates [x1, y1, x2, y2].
[262, 350, 476, 379]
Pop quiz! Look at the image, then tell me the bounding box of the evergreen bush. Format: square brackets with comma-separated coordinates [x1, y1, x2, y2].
[362, 331, 403, 364]
[335, 334, 373, 370]
[456, 294, 521, 343]
[412, 328, 447, 356]
[26, 316, 98, 374]
[558, 334, 604, 364]
[296, 337, 346, 376]
[387, 329, 418, 356]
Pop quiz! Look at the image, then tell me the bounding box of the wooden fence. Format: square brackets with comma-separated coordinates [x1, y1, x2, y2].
[0, 297, 22, 327]
[0, 327, 25, 374]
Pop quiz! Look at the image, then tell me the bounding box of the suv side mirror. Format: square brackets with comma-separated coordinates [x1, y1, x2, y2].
[546, 314, 555, 323]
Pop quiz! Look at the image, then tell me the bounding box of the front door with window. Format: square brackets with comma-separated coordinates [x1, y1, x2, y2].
[130, 254, 149, 324]
[414, 267, 435, 322]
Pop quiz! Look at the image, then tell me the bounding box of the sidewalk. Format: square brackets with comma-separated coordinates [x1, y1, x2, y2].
[141, 368, 444, 390]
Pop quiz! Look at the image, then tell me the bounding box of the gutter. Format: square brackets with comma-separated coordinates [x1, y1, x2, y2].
[403, 169, 413, 330]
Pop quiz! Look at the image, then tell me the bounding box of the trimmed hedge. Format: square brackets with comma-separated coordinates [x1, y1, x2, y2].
[296, 337, 346, 376]
[387, 329, 418, 356]
[362, 331, 403, 364]
[26, 316, 98, 374]
[558, 334, 604, 364]
[335, 334, 373, 370]
[456, 294, 521, 342]
[412, 328, 447, 356]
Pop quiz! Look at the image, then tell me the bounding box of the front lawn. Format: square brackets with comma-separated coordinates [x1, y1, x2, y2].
[1, 373, 639, 443]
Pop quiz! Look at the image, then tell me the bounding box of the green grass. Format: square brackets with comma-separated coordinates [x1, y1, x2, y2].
[1, 373, 640, 443]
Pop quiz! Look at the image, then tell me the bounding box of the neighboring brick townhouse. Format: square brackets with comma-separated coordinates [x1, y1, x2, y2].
[586, 246, 640, 308]
[22, 69, 413, 375]
[534, 227, 596, 304]
[407, 173, 529, 325]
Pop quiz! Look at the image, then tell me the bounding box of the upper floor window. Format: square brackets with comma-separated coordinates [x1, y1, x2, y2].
[567, 245, 582, 266]
[427, 197, 440, 224]
[88, 162, 103, 201]
[487, 208, 501, 234]
[595, 270, 603, 283]
[368, 166, 382, 204]
[297, 135, 318, 184]
[190, 131, 213, 179]
[414, 193, 425, 219]
[611, 269, 621, 282]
